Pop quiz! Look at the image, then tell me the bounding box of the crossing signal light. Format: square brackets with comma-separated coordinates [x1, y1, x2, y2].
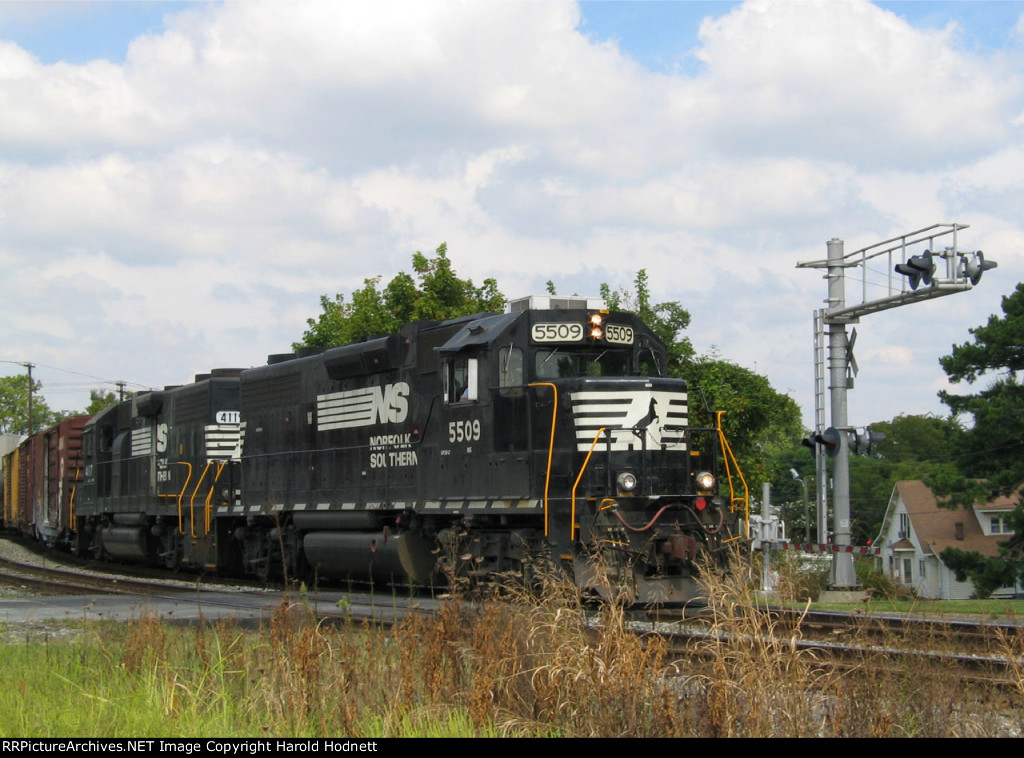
[851, 427, 886, 456]
[894, 249, 935, 290]
[816, 427, 841, 457]
[802, 427, 841, 457]
[959, 250, 997, 286]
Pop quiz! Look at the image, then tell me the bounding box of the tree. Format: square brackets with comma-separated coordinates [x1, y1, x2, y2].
[298, 243, 505, 348]
[938, 283, 1024, 491]
[601, 270, 694, 375]
[869, 414, 962, 464]
[0, 374, 66, 436]
[600, 272, 800, 495]
[940, 545, 1020, 599]
[683, 351, 804, 494]
[86, 389, 119, 414]
[845, 414, 963, 542]
[765, 412, 963, 546]
[930, 282, 1024, 593]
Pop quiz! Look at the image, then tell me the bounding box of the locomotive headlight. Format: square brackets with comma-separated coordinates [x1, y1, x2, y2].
[695, 471, 715, 491]
[617, 471, 638, 492]
[589, 313, 604, 339]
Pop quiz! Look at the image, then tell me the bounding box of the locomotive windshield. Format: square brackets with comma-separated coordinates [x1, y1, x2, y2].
[534, 347, 631, 379]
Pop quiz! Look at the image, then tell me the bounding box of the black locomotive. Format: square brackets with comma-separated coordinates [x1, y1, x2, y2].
[4, 296, 749, 602]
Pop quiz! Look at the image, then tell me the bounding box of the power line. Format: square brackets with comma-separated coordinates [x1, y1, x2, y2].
[0, 360, 151, 391]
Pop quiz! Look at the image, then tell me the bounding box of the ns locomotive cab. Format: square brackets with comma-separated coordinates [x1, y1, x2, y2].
[237, 295, 748, 602]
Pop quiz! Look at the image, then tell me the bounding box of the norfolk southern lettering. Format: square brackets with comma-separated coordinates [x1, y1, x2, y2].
[368, 433, 417, 468]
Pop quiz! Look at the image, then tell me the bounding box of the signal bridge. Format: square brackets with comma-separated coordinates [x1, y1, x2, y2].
[796, 223, 997, 589]
[799, 223, 996, 323]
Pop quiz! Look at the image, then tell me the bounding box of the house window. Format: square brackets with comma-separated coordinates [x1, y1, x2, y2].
[919, 559, 926, 579]
[899, 512, 910, 539]
[991, 516, 1009, 535]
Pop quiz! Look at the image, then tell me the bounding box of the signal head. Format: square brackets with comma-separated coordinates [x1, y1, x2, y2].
[961, 250, 998, 286]
[815, 427, 841, 458]
[851, 427, 886, 456]
[894, 249, 935, 290]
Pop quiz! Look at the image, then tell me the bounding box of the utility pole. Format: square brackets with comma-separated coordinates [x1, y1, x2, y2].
[24, 362, 35, 437]
[798, 223, 998, 589]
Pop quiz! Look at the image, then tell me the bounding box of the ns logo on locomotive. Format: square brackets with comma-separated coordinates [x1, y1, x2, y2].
[2, 296, 749, 602]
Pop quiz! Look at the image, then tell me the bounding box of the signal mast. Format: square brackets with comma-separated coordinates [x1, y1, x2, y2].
[797, 223, 997, 588]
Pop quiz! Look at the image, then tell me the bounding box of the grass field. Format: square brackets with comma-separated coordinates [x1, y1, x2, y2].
[0, 558, 1022, 738]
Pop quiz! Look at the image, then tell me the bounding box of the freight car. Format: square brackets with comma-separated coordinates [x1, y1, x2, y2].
[3, 296, 749, 602]
[2, 415, 88, 547]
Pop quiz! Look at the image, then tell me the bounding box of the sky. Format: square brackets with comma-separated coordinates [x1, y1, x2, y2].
[1, 0, 1023, 437]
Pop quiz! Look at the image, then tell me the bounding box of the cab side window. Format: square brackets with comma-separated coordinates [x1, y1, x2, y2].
[445, 356, 479, 403]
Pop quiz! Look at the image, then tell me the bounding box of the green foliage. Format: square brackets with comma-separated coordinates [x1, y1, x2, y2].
[0, 374, 67, 436]
[601, 271, 801, 496]
[923, 282, 1024, 591]
[85, 390, 118, 415]
[936, 282, 1024, 495]
[768, 413, 963, 545]
[771, 552, 830, 602]
[601, 270, 694, 374]
[684, 351, 803, 492]
[854, 556, 915, 600]
[939, 546, 1020, 599]
[940, 281, 1024, 383]
[297, 243, 505, 348]
[870, 414, 962, 463]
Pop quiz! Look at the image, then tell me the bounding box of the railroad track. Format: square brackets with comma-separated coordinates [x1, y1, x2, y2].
[3, 533, 1020, 692]
[634, 602, 1024, 692]
[0, 535, 443, 630]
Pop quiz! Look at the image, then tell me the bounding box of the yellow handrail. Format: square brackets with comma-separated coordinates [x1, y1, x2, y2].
[570, 427, 607, 541]
[189, 463, 212, 538]
[69, 463, 82, 531]
[204, 461, 228, 534]
[528, 383, 558, 536]
[715, 411, 750, 541]
[176, 462, 193, 534]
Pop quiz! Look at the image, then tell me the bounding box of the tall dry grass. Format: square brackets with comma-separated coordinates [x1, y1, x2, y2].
[16, 551, 1021, 737]
[682, 548, 1024, 737]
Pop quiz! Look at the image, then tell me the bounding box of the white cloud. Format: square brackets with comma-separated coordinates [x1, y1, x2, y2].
[689, 0, 1019, 168]
[0, 0, 1022, 427]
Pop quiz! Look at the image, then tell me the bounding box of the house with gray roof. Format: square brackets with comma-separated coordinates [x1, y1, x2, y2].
[874, 480, 1022, 599]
